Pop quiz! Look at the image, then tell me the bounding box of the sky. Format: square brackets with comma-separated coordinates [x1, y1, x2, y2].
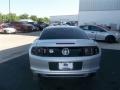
[0, 0, 79, 17]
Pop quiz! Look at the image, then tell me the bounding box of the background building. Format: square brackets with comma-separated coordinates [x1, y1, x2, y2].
[50, 15, 78, 26]
[79, 0, 120, 30]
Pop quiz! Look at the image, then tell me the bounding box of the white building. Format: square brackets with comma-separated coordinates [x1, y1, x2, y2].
[79, 0, 120, 30]
[50, 15, 78, 25]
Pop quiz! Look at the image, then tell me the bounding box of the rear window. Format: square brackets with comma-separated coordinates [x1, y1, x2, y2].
[39, 27, 88, 39]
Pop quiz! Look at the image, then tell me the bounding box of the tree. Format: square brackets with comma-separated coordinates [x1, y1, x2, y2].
[1, 14, 8, 22]
[30, 15, 37, 21]
[0, 13, 50, 23]
[37, 18, 44, 23]
[42, 17, 49, 23]
[8, 13, 19, 22]
[0, 13, 2, 22]
[19, 14, 29, 19]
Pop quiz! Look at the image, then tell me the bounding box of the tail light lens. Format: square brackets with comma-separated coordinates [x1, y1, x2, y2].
[83, 46, 99, 56]
[31, 47, 48, 56]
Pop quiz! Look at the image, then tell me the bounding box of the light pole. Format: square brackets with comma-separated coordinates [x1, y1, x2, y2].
[9, 0, 11, 22]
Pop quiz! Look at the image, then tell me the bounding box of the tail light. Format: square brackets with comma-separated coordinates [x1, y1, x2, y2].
[83, 46, 99, 56]
[31, 47, 48, 56]
[31, 46, 99, 56]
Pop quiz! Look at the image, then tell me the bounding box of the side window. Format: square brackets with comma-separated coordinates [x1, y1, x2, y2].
[80, 26, 89, 30]
[90, 26, 106, 32]
[2, 24, 8, 28]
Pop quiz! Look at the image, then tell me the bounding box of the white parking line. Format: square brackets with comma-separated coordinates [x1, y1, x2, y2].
[0, 52, 28, 63]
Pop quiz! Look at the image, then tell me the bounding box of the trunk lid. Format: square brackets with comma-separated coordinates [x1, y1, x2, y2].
[34, 39, 96, 47]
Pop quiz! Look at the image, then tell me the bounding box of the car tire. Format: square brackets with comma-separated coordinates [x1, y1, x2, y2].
[105, 35, 116, 43]
[32, 73, 46, 81]
[4, 30, 7, 34]
[32, 73, 39, 81]
[13, 32, 17, 34]
[38, 75, 49, 90]
[13, 32, 16, 34]
[23, 29, 28, 33]
[86, 73, 97, 80]
[32, 74, 47, 90]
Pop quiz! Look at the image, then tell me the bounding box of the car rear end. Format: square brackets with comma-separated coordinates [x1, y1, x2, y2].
[29, 26, 101, 77]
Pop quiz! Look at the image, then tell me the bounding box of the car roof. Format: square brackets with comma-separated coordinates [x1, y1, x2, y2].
[81, 24, 106, 28]
[45, 26, 79, 30]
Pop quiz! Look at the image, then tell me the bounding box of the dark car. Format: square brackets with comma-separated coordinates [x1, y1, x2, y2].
[19, 21, 39, 31]
[10, 22, 34, 32]
[38, 22, 49, 30]
[28, 22, 40, 31]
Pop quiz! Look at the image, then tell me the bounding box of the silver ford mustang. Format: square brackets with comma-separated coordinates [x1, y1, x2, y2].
[29, 26, 101, 78]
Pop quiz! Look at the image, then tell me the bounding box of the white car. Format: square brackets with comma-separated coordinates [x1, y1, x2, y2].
[0, 23, 16, 34]
[80, 25, 120, 43]
[2, 27, 16, 34]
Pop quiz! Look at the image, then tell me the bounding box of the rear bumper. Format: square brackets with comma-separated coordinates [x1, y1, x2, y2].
[29, 54, 101, 77]
[31, 67, 99, 77]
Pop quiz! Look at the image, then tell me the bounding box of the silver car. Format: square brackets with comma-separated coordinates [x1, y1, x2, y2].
[29, 26, 101, 78]
[80, 25, 120, 43]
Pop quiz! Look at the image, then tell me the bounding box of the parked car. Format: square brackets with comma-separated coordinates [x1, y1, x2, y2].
[29, 26, 101, 78]
[38, 22, 49, 30]
[19, 19, 48, 31]
[10, 22, 34, 32]
[22, 22, 36, 32]
[28, 22, 40, 31]
[50, 23, 70, 26]
[19, 20, 40, 31]
[80, 25, 120, 43]
[0, 23, 16, 34]
[2, 27, 16, 34]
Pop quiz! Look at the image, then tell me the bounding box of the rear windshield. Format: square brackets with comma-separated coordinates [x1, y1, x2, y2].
[39, 27, 88, 39]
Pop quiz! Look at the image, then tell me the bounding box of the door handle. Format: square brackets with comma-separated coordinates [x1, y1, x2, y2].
[91, 32, 94, 33]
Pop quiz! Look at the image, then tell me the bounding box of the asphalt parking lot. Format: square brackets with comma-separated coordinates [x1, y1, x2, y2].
[0, 49, 120, 90]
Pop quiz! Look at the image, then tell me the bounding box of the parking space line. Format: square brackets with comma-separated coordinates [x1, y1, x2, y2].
[0, 52, 28, 63]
